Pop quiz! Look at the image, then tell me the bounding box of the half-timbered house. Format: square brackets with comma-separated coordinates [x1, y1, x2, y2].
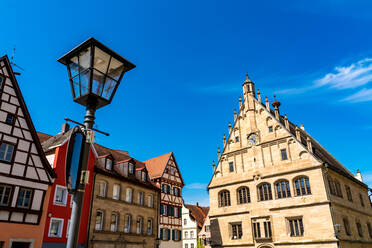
[0, 55, 55, 248]
[144, 152, 184, 248]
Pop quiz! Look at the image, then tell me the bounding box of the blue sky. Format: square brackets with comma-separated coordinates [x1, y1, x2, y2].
[1, 0, 372, 206]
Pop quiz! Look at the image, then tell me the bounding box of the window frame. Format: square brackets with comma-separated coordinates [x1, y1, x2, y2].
[126, 188, 133, 203]
[280, 148, 288, 160]
[293, 176, 311, 196]
[230, 222, 242, 240]
[97, 181, 107, 197]
[228, 162, 234, 172]
[136, 216, 143, 234]
[110, 212, 119, 232]
[275, 180, 291, 199]
[218, 190, 231, 207]
[147, 218, 153, 235]
[237, 186, 250, 204]
[5, 113, 15, 125]
[112, 184, 120, 200]
[124, 214, 132, 233]
[16, 187, 33, 209]
[48, 217, 64, 238]
[105, 158, 113, 170]
[257, 183, 273, 201]
[0, 142, 16, 164]
[95, 210, 104, 231]
[0, 184, 13, 206]
[53, 185, 68, 206]
[287, 217, 304, 237]
[343, 218, 351, 236]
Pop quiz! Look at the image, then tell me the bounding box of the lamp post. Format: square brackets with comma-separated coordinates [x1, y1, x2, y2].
[58, 37, 135, 248]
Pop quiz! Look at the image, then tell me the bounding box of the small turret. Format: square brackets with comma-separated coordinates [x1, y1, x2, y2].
[239, 96, 242, 109]
[223, 134, 226, 145]
[242, 73, 255, 97]
[228, 122, 232, 133]
[218, 147, 221, 160]
[355, 169, 363, 182]
[234, 109, 237, 120]
[265, 97, 270, 110]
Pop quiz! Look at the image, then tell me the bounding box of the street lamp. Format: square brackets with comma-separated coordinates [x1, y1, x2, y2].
[58, 37, 135, 248]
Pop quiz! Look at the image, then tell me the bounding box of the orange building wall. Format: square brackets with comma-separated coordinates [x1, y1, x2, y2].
[0, 186, 52, 248]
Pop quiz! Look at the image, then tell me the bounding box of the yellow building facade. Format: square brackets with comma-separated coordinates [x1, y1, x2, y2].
[207, 75, 372, 248]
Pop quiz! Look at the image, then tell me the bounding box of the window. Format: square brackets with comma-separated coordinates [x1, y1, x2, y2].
[48, 218, 64, 237]
[237, 187, 250, 204]
[229, 162, 234, 172]
[281, 149, 288, 160]
[162, 205, 168, 216]
[113, 184, 120, 200]
[138, 192, 144, 205]
[5, 113, 15, 125]
[141, 171, 147, 181]
[231, 223, 242, 240]
[360, 194, 365, 207]
[345, 185, 353, 202]
[16, 188, 32, 208]
[97, 181, 107, 197]
[173, 187, 179, 196]
[129, 163, 135, 174]
[218, 190, 231, 207]
[258, 183, 272, 201]
[288, 218, 304, 237]
[54, 185, 68, 205]
[328, 177, 336, 195]
[170, 167, 175, 175]
[253, 222, 261, 238]
[0, 184, 12, 206]
[184, 218, 187, 225]
[268, 126, 273, 133]
[110, 212, 119, 232]
[235, 136, 239, 142]
[185, 231, 188, 238]
[205, 225, 210, 232]
[367, 223, 372, 238]
[148, 194, 154, 208]
[275, 180, 291, 199]
[334, 180, 343, 198]
[263, 221, 272, 238]
[137, 217, 143, 234]
[95, 210, 104, 230]
[191, 244, 194, 248]
[185, 244, 188, 248]
[167, 185, 171, 194]
[356, 221, 363, 237]
[105, 158, 113, 170]
[126, 188, 133, 203]
[174, 207, 179, 218]
[190, 231, 194, 238]
[343, 218, 351, 236]
[0, 143, 14, 162]
[124, 214, 131, 233]
[147, 218, 153, 235]
[294, 176, 311, 196]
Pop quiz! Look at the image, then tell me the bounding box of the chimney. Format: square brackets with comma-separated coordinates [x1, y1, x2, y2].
[355, 169, 363, 182]
[61, 122, 70, 133]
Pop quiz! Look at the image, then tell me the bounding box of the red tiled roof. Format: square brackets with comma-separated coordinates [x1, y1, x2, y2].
[37, 132, 53, 144]
[185, 204, 210, 229]
[143, 152, 172, 179]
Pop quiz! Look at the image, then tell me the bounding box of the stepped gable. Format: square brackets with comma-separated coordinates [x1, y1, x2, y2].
[253, 97, 366, 187]
[185, 204, 210, 229]
[143, 152, 173, 179]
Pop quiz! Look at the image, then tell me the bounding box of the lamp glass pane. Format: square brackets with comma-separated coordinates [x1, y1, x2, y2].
[94, 47, 110, 74]
[79, 47, 91, 71]
[80, 69, 90, 95]
[107, 57, 125, 81]
[71, 75, 80, 98]
[102, 77, 117, 100]
[92, 69, 105, 96]
[69, 56, 79, 77]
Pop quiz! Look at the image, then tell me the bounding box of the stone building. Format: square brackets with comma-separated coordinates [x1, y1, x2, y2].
[182, 203, 209, 248]
[0, 55, 55, 248]
[144, 152, 184, 248]
[198, 214, 211, 248]
[207, 74, 372, 248]
[88, 144, 160, 248]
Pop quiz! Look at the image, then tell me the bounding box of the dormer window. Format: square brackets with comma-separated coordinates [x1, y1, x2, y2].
[129, 163, 135, 175]
[141, 171, 147, 182]
[106, 158, 113, 170]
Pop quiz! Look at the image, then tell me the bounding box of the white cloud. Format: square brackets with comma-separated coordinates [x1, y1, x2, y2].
[342, 88, 372, 103]
[185, 183, 207, 190]
[315, 58, 372, 89]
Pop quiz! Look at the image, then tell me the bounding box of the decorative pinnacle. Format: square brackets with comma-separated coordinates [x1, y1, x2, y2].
[244, 72, 252, 83]
[357, 169, 361, 173]
[284, 114, 288, 119]
[213, 160, 215, 166]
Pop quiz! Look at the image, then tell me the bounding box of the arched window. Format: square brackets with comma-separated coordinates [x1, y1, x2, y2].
[258, 183, 272, 201]
[95, 210, 104, 230]
[137, 216, 143, 234]
[218, 190, 231, 207]
[124, 214, 131, 233]
[237, 187, 250, 204]
[148, 194, 154, 208]
[147, 218, 153, 235]
[110, 212, 119, 232]
[275, 180, 291, 199]
[126, 188, 133, 203]
[356, 221, 363, 237]
[97, 181, 107, 197]
[334, 180, 343, 198]
[294, 176, 311, 196]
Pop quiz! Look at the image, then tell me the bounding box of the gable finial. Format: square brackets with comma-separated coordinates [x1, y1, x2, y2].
[244, 72, 252, 83]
